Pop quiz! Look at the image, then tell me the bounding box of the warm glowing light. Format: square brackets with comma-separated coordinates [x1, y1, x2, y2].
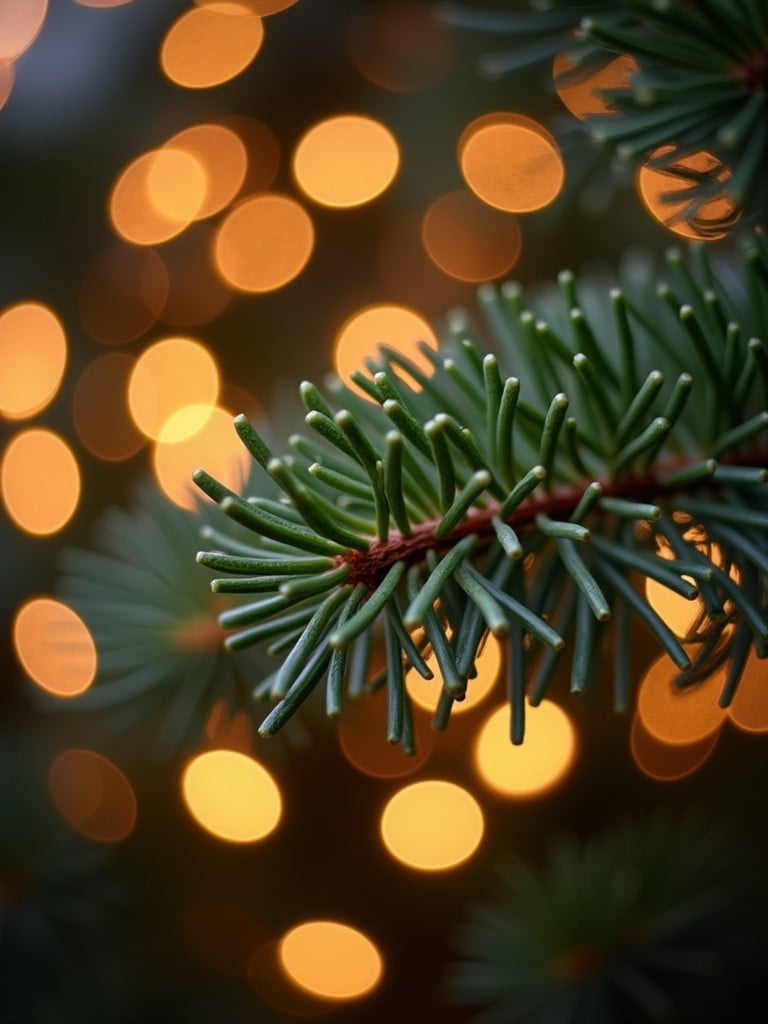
[128, 337, 219, 441]
[79, 246, 168, 345]
[421, 190, 522, 282]
[406, 630, 501, 713]
[553, 52, 638, 120]
[474, 700, 576, 797]
[0, 302, 66, 419]
[636, 651, 728, 745]
[645, 544, 703, 639]
[72, 353, 146, 462]
[248, 942, 328, 1017]
[338, 689, 434, 778]
[279, 921, 383, 1000]
[156, 225, 233, 328]
[0, 0, 47, 64]
[292, 115, 400, 208]
[164, 124, 247, 219]
[110, 151, 203, 246]
[147, 148, 207, 223]
[1, 429, 80, 535]
[49, 749, 137, 842]
[630, 713, 719, 782]
[182, 749, 282, 842]
[377, 210, 470, 311]
[459, 113, 565, 213]
[346, 0, 453, 93]
[380, 779, 484, 870]
[334, 303, 437, 392]
[214, 193, 314, 292]
[637, 147, 738, 241]
[0, 61, 15, 111]
[160, 3, 264, 89]
[727, 650, 768, 734]
[196, 0, 298, 14]
[153, 404, 250, 510]
[13, 598, 96, 698]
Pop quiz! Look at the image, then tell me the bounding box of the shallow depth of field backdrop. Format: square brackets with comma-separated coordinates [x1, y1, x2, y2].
[1, 3, 767, 1023]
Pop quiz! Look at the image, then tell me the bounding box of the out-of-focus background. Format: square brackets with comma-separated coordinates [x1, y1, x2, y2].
[2, 2, 766, 1022]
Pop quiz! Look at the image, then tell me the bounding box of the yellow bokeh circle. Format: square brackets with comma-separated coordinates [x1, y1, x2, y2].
[182, 749, 282, 843]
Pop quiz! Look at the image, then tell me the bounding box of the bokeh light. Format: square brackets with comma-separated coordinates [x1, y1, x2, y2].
[292, 115, 400, 208]
[79, 246, 169, 345]
[421, 190, 522, 282]
[637, 146, 738, 240]
[406, 630, 501, 713]
[0, 0, 47, 64]
[72, 352, 146, 462]
[110, 150, 204, 246]
[147, 148, 207, 223]
[182, 749, 282, 843]
[155, 225, 233, 328]
[377, 210, 471, 311]
[636, 651, 728, 744]
[630, 712, 720, 782]
[196, 0, 299, 16]
[13, 597, 97, 698]
[459, 112, 565, 213]
[380, 779, 484, 870]
[49, 749, 137, 843]
[645, 548, 703, 639]
[153, 403, 250, 510]
[338, 689, 434, 778]
[160, 3, 264, 90]
[727, 650, 768, 734]
[334, 303, 437, 391]
[0, 302, 67, 419]
[0, 62, 15, 111]
[553, 52, 638, 120]
[474, 700, 576, 798]
[1, 429, 80, 535]
[279, 921, 383, 1001]
[346, 0, 453, 93]
[214, 193, 314, 292]
[248, 941, 330, 1017]
[128, 336, 220, 442]
[164, 123, 248, 219]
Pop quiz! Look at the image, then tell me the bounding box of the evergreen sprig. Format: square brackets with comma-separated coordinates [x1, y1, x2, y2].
[441, 0, 768, 230]
[195, 235, 768, 750]
[448, 814, 763, 1024]
[57, 483, 271, 752]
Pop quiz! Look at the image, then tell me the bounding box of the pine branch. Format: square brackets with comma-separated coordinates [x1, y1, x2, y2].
[440, 0, 768, 229]
[56, 483, 275, 753]
[195, 236, 768, 750]
[448, 813, 764, 1024]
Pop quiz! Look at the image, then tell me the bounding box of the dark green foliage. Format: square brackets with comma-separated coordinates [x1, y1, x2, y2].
[57, 483, 271, 752]
[195, 235, 768, 749]
[448, 815, 764, 1024]
[441, 0, 768, 230]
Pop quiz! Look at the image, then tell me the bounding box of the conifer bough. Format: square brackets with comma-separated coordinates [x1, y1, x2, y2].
[441, 0, 768, 230]
[195, 236, 768, 750]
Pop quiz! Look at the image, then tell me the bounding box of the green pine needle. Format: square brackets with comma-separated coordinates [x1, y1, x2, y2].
[195, 237, 768, 751]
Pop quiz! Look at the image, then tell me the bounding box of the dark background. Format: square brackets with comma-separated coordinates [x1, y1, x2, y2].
[1, 2, 766, 1022]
